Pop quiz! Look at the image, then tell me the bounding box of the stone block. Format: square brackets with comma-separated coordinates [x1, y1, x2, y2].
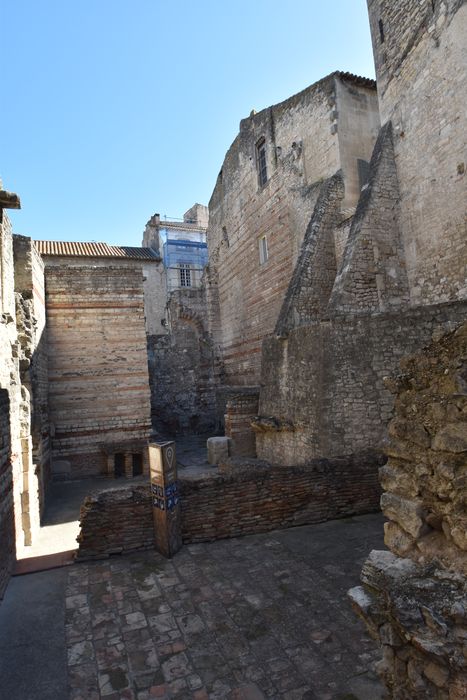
[207, 437, 231, 465]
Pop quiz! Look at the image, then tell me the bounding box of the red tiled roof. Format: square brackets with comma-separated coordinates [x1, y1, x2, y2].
[34, 240, 161, 261]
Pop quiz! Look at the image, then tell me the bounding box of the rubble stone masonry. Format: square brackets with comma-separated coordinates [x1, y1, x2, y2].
[350, 322, 467, 699]
[147, 288, 217, 436]
[45, 264, 152, 478]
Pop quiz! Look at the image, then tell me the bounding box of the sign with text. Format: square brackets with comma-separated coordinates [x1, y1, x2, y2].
[149, 441, 182, 558]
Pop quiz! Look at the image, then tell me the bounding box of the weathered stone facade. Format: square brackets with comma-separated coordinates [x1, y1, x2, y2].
[350, 323, 467, 699]
[207, 72, 379, 387]
[0, 193, 50, 596]
[148, 287, 217, 436]
[367, 0, 467, 305]
[38, 252, 155, 479]
[257, 302, 467, 464]
[251, 0, 466, 467]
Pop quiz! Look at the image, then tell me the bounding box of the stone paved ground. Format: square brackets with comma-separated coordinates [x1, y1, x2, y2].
[65, 514, 385, 700]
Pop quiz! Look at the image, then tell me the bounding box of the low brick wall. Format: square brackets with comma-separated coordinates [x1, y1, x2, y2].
[76, 486, 154, 560]
[75, 451, 384, 560]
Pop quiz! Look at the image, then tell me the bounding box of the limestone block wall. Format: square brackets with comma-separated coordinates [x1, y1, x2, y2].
[45, 265, 152, 478]
[0, 389, 14, 598]
[367, 0, 467, 304]
[207, 73, 378, 387]
[75, 450, 383, 559]
[329, 123, 410, 315]
[257, 300, 467, 465]
[350, 322, 467, 699]
[0, 216, 48, 593]
[147, 288, 217, 436]
[13, 236, 50, 538]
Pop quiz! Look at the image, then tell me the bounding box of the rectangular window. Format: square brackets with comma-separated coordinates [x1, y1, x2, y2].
[259, 235, 268, 265]
[256, 138, 268, 187]
[179, 264, 192, 287]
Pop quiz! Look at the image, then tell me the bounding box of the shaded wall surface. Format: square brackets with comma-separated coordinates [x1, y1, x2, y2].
[350, 322, 467, 699]
[367, 0, 467, 304]
[45, 264, 152, 478]
[0, 219, 50, 596]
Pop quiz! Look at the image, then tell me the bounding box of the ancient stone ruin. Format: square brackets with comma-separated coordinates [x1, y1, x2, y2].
[0, 0, 466, 698]
[350, 322, 467, 698]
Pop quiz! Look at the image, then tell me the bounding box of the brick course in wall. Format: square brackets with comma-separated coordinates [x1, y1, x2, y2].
[44, 264, 152, 478]
[75, 450, 384, 559]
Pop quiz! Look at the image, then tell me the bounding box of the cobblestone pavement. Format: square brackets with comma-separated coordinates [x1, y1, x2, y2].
[65, 514, 385, 700]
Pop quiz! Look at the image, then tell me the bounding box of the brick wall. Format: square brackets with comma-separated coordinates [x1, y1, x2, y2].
[45, 264, 152, 478]
[350, 321, 467, 698]
[75, 450, 383, 559]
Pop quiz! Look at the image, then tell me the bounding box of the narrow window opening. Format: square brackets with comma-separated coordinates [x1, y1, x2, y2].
[114, 453, 125, 478]
[378, 19, 385, 43]
[179, 264, 192, 287]
[259, 235, 268, 265]
[256, 138, 268, 187]
[132, 453, 143, 477]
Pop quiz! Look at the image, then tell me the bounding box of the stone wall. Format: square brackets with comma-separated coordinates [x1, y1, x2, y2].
[224, 390, 259, 457]
[0, 211, 50, 594]
[0, 389, 14, 598]
[207, 72, 379, 387]
[13, 236, 50, 540]
[76, 484, 154, 559]
[75, 450, 383, 559]
[328, 123, 409, 315]
[147, 288, 217, 436]
[350, 322, 467, 698]
[45, 264, 152, 478]
[367, 0, 467, 305]
[257, 301, 467, 465]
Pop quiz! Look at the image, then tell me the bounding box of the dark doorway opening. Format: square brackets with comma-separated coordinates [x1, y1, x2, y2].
[114, 453, 125, 478]
[132, 453, 143, 477]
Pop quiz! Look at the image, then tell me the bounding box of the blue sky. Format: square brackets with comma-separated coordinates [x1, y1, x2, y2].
[2, 1, 375, 246]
